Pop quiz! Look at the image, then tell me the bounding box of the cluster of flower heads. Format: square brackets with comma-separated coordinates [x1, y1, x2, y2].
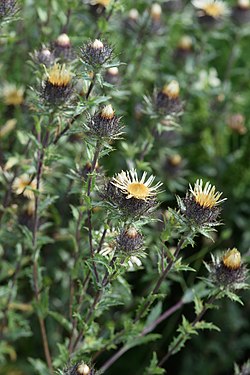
[207, 248, 248, 289]
[178, 179, 226, 226]
[104, 169, 163, 217]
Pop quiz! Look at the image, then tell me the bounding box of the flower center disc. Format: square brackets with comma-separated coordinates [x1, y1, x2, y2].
[127, 182, 149, 199]
[204, 4, 222, 17]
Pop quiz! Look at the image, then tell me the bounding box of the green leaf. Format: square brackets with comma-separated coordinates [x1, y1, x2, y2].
[144, 352, 165, 375]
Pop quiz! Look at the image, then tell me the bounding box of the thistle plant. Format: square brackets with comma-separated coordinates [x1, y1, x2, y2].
[1, 1, 250, 375]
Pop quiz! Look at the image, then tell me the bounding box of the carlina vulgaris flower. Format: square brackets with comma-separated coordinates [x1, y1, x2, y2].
[209, 248, 248, 288]
[155, 80, 183, 116]
[116, 227, 144, 254]
[192, 0, 229, 26]
[104, 169, 163, 217]
[12, 174, 38, 200]
[180, 179, 227, 226]
[87, 104, 123, 139]
[53, 33, 74, 61]
[42, 63, 74, 105]
[111, 169, 163, 201]
[80, 39, 113, 68]
[174, 35, 193, 61]
[232, 0, 250, 24]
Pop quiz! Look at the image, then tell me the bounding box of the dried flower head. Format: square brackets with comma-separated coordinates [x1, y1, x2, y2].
[2, 82, 24, 106]
[80, 39, 113, 68]
[208, 249, 248, 289]
[116, 227, 144, 254]
[104, 169, 162, 217]
[156, 80, 183, 116]
[86, 104, 122, 139]
[12, 174, 38, 200]
[42, 63, 73, 105]
[179, 179, 226, 226]
[0, 0, 17, 20]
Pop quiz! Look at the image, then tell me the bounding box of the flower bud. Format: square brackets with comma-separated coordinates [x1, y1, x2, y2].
[223, 248, 241, 270]
[116, 227, 144, 253]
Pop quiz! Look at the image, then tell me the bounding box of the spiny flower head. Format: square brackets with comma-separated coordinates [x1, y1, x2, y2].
[86, 104, 122, 139]
[104, 169, 162, 217]
[192, 0, 229, 18]
[208, 248, 248, 289]
[47, 63, 72, 87]
[43, 63, 73, 105]
[80, 39, 113, 68]
[155, 80, 183, 116]
[179, 179, 226, 226]
[189, 179, 226, 209]
[111, 169, 163, 201]
[116, 227, 144, 254]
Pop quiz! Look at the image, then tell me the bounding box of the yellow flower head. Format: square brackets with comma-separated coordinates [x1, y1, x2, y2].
[111, 169, 163, 201]
[47, 64, 72, 87]
[223, 248, 241, 270]
[192, 0, 228, 18]
[189, 179, 226, 209]
[2, 83, 24, 106]
[12, 174, 38, 200]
